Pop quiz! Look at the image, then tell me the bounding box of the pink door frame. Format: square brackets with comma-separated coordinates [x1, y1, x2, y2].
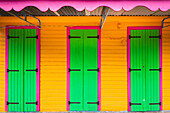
[67, 26, 101, 111]
[5, 26, 40, 111]
[127, 26, 162, 111]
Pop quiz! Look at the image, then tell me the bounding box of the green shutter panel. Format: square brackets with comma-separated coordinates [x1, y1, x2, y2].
[130, 29, 160, 111]
[8, 29, 38, 112]
[84, 30, 98, 111]
[8, 29, 24, 112]
[146, 30, 160, 111]
[24, 29, 37, 112]
[130, 30, 146, 111]
[69, 30, 84, 111]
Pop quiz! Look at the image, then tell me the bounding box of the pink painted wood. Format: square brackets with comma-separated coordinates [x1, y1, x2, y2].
[67, 26, 101, 111]
[127, 26, 162, 111]
[5, 26, 40, 111]
[0, 0, 169, 12]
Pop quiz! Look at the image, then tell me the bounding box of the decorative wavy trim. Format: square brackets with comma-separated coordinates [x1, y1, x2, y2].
[0, 0, 170, 12]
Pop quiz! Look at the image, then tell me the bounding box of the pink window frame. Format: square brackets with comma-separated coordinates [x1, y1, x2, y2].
[5, 26, 40, 111]
[127, 26, 162, 111]
[67, 26, 101, 111]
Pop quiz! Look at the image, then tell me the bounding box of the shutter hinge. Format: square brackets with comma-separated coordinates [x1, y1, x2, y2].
[129, 102, 141, 106]
[26, 68, 38, 72]
[7, 69, 19, 72]
[69, 35, 81, 39]
[7, 36, 19, 39]
[68, 101, 80, 104]
[87, 68, 99, 72]
[149, 68, 161, 72]
[68, 68, 81, 72]
[87, 35, 99, 39]
[26, 35, 38, 39]
[26, 101, 38, 105]
[149, 35, 161, 39]
[87, 101, 99, 105]
[7, 101, 19, 105]
[129, 68, 141, 72]
[129, 35, 141, 39]
[149, 102, 161, 105]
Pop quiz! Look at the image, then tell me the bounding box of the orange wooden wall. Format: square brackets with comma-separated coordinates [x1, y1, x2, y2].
[0, 16, 170, 112]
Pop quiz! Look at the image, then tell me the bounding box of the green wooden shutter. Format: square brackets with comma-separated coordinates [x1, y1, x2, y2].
[69, 30, 84, 111]
[24, 29, 37, 112]
[130, 30, 146, 111]
[146, 30, 160, 111]
[84, 30, 98, 111]
[130, 29, 160, 111]
[69, 29, 99, 111]
[8, 29, 37, 112]
[8, 29, 24, 112]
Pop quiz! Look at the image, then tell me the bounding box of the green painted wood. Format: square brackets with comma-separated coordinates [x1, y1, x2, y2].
[24, 29, 37, 112]
[84, 30, 98, 111]
[69, 29, 98, 111]
[130, 30, 160, 111]
[130, 30, 146, 111]
[8, 29, 24, 112]
[146, 30, 160, 111]
[70, 30, 84, 111]
[8, 29, 37, 112]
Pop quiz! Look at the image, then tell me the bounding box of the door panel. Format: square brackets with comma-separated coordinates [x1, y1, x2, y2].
[130, 30, 146, 111]
[146, 30, 160, 111]
[8, 29, 37, 112]
[69, 29, 99, 111]
[24, 29, 37, 112]
[8, 29, 24, 112]
[69, 30, 84, 111]
[130, 29, 160, 111]
[84, 30, 98, 111]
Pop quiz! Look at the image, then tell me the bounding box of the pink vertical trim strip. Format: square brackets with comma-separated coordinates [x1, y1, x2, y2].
[159, 27, 162, 111]
[127, 27, 131, 111]
[5, 28, 9, 111]
[36, 28, 40, 111]
[67, 26, 101, 111]
[67, 27, 70, 111]
[127, 26, 162, 111]
[97, 27, 101, 111]
[5, 26, 40, 111]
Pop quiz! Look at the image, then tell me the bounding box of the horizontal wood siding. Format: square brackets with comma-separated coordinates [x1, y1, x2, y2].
[0, 16, 169, 112]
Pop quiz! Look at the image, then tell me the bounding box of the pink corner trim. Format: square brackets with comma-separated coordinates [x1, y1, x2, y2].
[67, 27, 70, 111]
[159, 27, 162, 111]
[5, 27, 9, 112]
[5, 26, 40, 111]
[127, 27, 131, 111]
[67, 26, 101, 111]
[36, 28, 40, 112]
[127, 26, 162, 111]
[0, 0, 170, 12]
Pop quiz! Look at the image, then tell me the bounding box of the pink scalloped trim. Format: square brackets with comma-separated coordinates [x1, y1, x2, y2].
[0, 0, 170, 12]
